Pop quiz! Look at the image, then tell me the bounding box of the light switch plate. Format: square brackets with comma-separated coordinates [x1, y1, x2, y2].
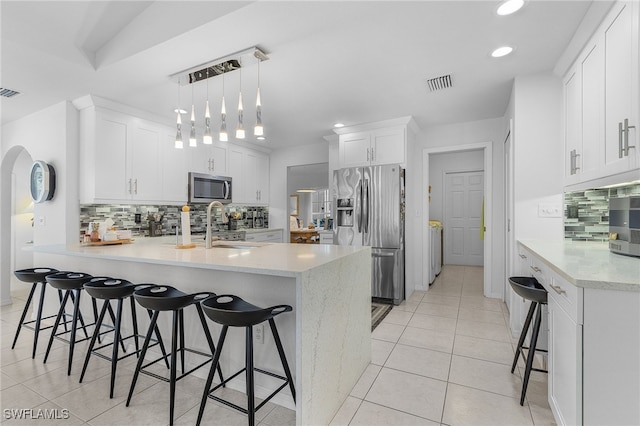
[538, 203, 562, 218]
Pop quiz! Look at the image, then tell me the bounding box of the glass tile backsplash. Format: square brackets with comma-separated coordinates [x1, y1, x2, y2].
[80, 204, 268, 239]
[564, 183, 640, 241]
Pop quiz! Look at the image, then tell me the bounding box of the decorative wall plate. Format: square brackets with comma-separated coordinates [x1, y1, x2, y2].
[29, 160, 56, 203]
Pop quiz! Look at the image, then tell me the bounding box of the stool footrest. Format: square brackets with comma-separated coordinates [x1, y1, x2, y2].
[139, 347, 212, 383]
[206, 367, 291, 415]
[515, 347, 549, 375]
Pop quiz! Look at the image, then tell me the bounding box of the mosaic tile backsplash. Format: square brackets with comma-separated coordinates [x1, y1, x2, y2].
[564, 183, 640, 241]
[80, 204, 269, 240]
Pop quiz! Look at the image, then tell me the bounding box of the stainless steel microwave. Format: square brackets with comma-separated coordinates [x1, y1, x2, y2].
[188, 172, 232, 204]
[609, 196, 640, 257]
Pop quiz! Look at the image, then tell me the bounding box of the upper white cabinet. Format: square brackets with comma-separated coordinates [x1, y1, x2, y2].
[335, 117, 418, 169]
[564, 1, 639, 188]
[228, 145, 269, 205]
[188, 143, 228, 176]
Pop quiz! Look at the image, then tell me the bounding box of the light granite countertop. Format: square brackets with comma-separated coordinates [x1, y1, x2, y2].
[241, 227, 284, 234]
[30, 237, 368, 278]
[518, 239, 640, 292]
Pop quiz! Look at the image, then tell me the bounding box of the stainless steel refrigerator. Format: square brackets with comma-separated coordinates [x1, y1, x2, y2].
[332, 164, 405, 304]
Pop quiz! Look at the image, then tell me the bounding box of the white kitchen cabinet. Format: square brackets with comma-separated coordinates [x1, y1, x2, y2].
[338, 126, 406, 168]
[189, 143, 228, 176]
[129, 121, 164, 201]
[244, 229, 282, 243]
[319, 231, 334, 244]
[161, 132, 188, 203]
[227, 145, 269, 205]
[564, 1, 639, 188]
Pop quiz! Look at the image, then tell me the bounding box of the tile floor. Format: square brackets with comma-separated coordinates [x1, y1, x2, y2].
[0, 265, 555, 425]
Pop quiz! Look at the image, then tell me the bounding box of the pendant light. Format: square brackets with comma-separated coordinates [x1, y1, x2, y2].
[236, 67, 245, 139]
[189, 84, 197, 147]
[219, 67, 228, 142]
[254, 59, 264, 137]
[203, 67, 212, 145]
[175, 78, 183, 149]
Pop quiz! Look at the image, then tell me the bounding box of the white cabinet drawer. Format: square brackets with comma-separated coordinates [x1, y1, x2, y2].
[547, 272, 582, 324]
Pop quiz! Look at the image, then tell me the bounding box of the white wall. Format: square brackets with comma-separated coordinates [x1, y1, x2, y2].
[0, 101, 79, 304]
[269, 143, 330, 231]
[510, 72, 564, 241]
[10, 150, 34, 293]
[428, 150, 484, 222]
[406, 117, 505, 297]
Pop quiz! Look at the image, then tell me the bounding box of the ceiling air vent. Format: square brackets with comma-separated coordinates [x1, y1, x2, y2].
[424, 74, 453, 92]
[0, 88, 21, 98]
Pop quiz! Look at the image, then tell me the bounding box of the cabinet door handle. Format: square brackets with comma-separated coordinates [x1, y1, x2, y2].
[134, 179, 138, 194]
[619, 121, 624, 158]
[211, 158, 215, 170]
[371, 147, 375, 162]
[128, 178, 132, 194]
[550, 284, 566, 295]
[530, 265, 541, 273]
[570, 150, 575, 174]
[623, 118, 636, 157]
[519, 253, 527, 259]
[366, 148, 370, 162]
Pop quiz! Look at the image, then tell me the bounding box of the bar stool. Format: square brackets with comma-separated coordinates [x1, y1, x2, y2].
[126, 285, 225, 426]
[43, 272, 98, 375]
[11, 268, 59, 358]
[79, 278, 169, 398]
[509, 276, 548, 405]
[196, 295, 296, 426]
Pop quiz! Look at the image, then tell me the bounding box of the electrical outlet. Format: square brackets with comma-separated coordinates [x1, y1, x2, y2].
[538, 203, 562, 218]
[38, 216, 46, 226]
[254, 324, 264, 344]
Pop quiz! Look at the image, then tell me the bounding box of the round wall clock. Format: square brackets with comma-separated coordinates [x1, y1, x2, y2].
[29, 160, 56, 203]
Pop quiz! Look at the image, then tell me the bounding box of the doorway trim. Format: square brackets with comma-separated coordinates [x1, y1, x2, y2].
[422, 141, 493, 297]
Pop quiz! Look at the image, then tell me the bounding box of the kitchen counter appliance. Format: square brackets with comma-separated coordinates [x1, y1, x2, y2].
[609, 195, 640, 257]
[188, 172, 232, 204]
[332, 165, 405, 304]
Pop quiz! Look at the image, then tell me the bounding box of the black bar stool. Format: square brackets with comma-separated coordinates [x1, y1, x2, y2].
[196, 295, 296, 426]
[43, 272, 98, 375]
[509, 276, 548, 405]
[126, 285, 225, 426]
[79, 278, 170, 398]
[11, 267, 59, 358]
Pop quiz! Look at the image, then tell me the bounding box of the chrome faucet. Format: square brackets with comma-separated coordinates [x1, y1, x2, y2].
[206, 201, 228, 249]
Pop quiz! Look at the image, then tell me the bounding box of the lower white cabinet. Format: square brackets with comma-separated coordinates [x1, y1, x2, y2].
[319, 232, 334, 244]
[244, 229, 282, 243]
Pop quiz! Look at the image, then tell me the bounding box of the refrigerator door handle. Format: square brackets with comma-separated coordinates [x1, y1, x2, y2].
[357, 180, 363, 233]
[372, 252, 394, 257]
[364, 179, 370, 233]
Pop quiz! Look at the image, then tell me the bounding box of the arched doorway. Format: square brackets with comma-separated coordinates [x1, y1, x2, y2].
[1, 145, 34, 305]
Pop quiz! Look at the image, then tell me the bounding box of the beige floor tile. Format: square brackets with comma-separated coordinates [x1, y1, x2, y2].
[204, 387, 276, 423]
[371, 339, 395, 366]
[329, 396, 362, 426]
[407, 313, 457, 332]
[456, 319, 511, 343]
[459, 296, 504, 313]
[260, 404, 296, 426]
[453, 335, 515, 366]
[0, 372, 19, 390]
[175, 397, 252, 426]
[350, 364, 381, 399]
[350, 401, 439, 425]
[407, 291, 426, 304]
[399, 326, 455, 354]
[364, 367, 446, 422]
[0, 383, 48, 410]
[1, 401, 85, 426]
[381, 310, 413, 327]
[442, 383, 534, 426]
[457, 307, 507, 325]
[394, 301, 419, 313]
[415, 302, 459, 319]
[385, 344, 451, 381]
[448, 355, 523, 399]
[529, 403, 556, 426]
[421, 294, 460, 307]
[21, 363, 110, 401]
[371, 323, 405, 343]
[461, 283, 484, 297]
[1, 345, 71, 382]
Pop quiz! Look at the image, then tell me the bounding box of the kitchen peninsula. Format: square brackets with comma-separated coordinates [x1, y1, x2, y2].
[31, 239, 371, 426]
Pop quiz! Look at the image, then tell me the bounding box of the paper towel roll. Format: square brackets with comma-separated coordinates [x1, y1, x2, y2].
[180, 211, 191, 245]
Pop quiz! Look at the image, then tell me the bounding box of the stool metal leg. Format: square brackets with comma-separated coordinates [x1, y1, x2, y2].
[511, 301, 537, 374]
[195, 303, 225, 384]
[246, 326, 256, 426]
[11, 283, 37, 350]
[148, 309, 170, 369]
[127, 310, 159, 407]
[32, 283, 48, 358]
[108, 298, 124, 398]
[105, 302, 126, 352]
[520, 304, 543, 406]
[79, 299, 110, 383]
[169, 310, 179, 426]
[130, 297, 140, 354]
[67, 289, 82, 375]
[196, 325, 228, 426]
[68, 290, 90, 341]
[58, 290, 68, 333]
[268, 318, 296, 402]
[179, 309, 185, 374]
[44, 290, 71, 363]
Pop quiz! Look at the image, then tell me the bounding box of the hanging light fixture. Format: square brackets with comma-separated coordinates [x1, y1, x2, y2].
[203, 68, 212, 145]
[175, 78, 183, 149]
[189, 83, 197, 147]
[254, 59, 263, 138]
[219, 67, 228, 142]
[236, 67, 245, 139]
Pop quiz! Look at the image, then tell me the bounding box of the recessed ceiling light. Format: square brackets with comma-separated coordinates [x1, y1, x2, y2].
[173, 108, 187, 114]
[333, 123, 345, 128]
[491, 46, 514, 58]
[497, 0, 525, 16]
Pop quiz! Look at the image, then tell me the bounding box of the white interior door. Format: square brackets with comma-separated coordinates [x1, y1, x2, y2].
[444, 171, 484, 266]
